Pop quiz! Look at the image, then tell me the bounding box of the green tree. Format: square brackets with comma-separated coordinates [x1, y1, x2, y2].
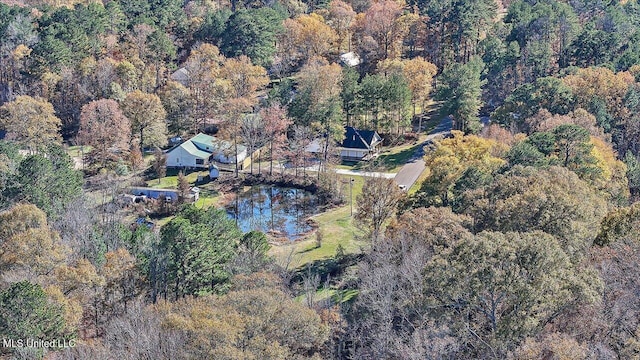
[157, 81, 193, 136]
[552, 124, 600, 179]
[459, 166, 607, 259]
[341, 66, 360, 126]
[527, 131, 556, 156]
[0, 141, 20, 208]
[121, 90, 168, 151]
[155, 206, 241, 299]
[4, 146, 82, 218]
[423, 231, 601, 357]
[358, 74, 385, 130]
[506, 141, 548, 168]
[194, 9, 232, 43]
[229, 231, 272, 274]
[436, 57, 486, 133]
[221, 8, 284, 67]
[146, 28, 177, 87]
[625, 151, 640, 197]
[0, 281, 68, 344]
[492, 77, 575, 132]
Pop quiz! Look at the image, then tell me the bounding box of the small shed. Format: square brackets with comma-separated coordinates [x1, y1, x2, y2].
[209, 164, 220, 179]
[340, 52, 361, 67]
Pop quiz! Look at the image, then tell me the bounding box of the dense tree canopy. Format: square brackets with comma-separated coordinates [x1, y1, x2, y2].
[0, 96, 61, 152]
[121, 90, 168, 151]
[78, 99, 131, 168]
[155, 206, 242, 299]
[436, 57, 486, 133]
[2, 0, 640, 358]
[1, 146, 82, 218]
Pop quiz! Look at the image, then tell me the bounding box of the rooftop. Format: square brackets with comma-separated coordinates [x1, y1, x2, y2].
[342, 127, 382, 149]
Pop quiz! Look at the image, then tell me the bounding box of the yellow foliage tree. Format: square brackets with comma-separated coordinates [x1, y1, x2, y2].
[562, 67, 634, 125]
[0, 95, 61, 152]
[156, 272, 329, 359]
[416, 131, 506, 206]
[285, 13, 338, 64]
[590, 136, 629, 205]
[0, 204, 68, 282]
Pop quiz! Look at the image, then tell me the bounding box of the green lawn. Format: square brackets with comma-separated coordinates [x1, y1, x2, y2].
[269, 175, 366, 270]
[374, 144, 420, 172]
[66, 145, 93, 158]
[146, 169, 208, 189]
[339, 144, 419, 173]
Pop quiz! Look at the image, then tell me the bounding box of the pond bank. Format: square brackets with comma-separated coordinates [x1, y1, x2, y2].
[224, 185, 322, 242]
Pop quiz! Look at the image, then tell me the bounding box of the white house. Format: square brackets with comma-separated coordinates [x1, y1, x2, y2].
[166, 133, 247, 169]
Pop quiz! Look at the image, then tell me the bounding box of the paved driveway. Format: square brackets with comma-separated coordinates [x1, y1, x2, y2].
[335, 168, 396, 179]
[394, 117, 452, 189]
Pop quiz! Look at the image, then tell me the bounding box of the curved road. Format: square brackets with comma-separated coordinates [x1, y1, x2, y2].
[394, 117, 453, 190]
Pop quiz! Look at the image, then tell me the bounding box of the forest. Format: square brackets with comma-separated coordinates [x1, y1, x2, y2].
[1, 0, 640, 359]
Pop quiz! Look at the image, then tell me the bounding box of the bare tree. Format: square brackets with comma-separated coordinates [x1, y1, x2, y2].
[303, 265, 321, 308]
[153, 148, 166, 183]
[240, 113, 266, 174]
[287, 125, 312, 179]
[177, 170, 190, 204]
[355, 176, 403, 242]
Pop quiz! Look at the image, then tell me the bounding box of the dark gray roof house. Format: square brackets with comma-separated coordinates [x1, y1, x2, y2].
[339, 127, 382, 161]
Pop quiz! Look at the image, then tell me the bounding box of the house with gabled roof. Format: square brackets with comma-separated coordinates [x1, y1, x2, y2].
[339, 126, 382, 161]
[165, 133, 247, 169]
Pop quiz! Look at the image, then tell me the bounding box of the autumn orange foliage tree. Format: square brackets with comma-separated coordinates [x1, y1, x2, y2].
[78, 99, 131, 168]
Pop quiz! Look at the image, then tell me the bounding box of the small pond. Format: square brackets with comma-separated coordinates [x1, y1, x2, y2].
[226, 185, 321, 240]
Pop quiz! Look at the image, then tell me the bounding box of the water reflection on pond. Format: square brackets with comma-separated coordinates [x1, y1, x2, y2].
[226, 185, 320, 240]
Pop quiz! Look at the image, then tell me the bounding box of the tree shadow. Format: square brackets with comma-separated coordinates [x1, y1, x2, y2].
[289, 253, 363, 286]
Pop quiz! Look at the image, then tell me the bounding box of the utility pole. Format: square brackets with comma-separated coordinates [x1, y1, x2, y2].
[350, 178, 354, 216]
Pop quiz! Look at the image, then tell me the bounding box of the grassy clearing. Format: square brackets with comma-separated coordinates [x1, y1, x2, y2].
[375, 144, 420, 172]
[194, 194, 220, 208]
[66, 145, 92, 158]
[146, 169, 208, 189]
[298, 287, 359, 305]
[269, 175, 367, 270]
[340, 143, 419, 173]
